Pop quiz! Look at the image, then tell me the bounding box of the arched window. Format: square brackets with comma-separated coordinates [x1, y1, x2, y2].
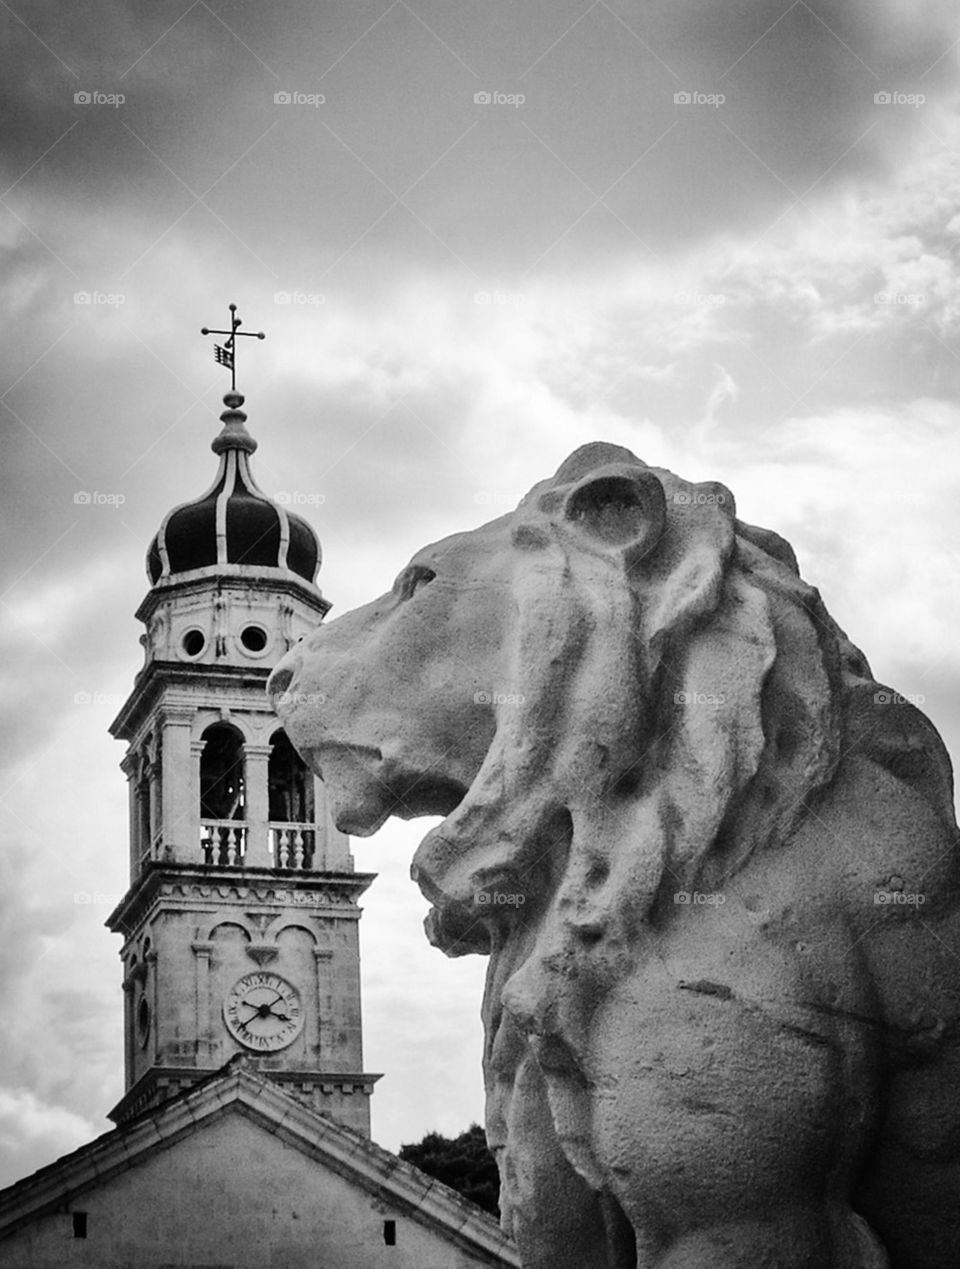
[151, 730, 162, 845]
[200, 723, 246, 866]
[200, 724, 246, 820]
[137, 753, 152, 861]
[268, 730, 313, 823]
[268, 729, 315, 869]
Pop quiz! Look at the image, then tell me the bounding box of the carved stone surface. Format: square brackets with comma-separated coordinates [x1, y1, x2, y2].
[269, 443, 960, 1269]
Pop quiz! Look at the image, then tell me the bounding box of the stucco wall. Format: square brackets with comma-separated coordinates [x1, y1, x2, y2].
[0, 1109, 507, 1269]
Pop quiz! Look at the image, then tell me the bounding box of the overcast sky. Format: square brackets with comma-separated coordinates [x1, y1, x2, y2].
[2, 0, 960, 1189]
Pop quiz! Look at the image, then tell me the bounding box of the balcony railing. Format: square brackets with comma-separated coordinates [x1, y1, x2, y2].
[269, 823, 316, 870]
[201, 820, 247, 866]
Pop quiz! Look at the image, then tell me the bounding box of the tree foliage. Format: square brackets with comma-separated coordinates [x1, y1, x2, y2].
[399, 1123, 500, 1216]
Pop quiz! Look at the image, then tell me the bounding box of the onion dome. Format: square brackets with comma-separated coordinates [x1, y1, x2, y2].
[147, 392, 320, 585]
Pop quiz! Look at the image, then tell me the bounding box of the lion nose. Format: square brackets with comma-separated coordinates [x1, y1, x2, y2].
[269, 665, 295, 697]
[267, 654, 301, 708]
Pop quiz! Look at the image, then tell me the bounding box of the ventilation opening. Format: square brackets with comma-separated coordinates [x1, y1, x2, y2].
[240, 624, 268, 653]
[137, 996, 150, 1045]
[383, 1219, 396, 1246]
[72, 1212, 88, 1239]
[181, 628, 205, 657]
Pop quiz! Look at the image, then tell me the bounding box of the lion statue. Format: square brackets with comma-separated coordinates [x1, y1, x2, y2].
[269, 443, 960, 1269]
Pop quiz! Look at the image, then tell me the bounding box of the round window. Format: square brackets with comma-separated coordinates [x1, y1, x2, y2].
[240, 625, 269, 653]
[181, 629, 205, 657]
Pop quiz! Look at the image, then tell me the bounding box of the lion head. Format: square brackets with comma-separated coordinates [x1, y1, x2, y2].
[270, 443, 960, 1268]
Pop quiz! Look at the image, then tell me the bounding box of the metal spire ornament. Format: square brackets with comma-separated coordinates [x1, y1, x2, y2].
[201, 303, 266, 393]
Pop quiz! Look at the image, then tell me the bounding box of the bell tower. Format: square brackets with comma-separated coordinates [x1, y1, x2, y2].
[107, 309, 379, 1132]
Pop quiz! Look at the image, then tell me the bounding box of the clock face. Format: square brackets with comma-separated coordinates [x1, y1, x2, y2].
[223, 972, 304, 1052]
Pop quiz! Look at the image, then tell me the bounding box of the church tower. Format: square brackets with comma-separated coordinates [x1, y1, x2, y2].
[107, 311, 379, 1133]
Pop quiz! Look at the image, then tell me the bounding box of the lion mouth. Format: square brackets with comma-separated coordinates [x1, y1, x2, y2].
[304, 742, 467, 835]
[306, 741, 385, 775]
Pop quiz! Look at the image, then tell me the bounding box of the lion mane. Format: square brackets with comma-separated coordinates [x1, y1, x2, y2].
[412, 441, 949, 969]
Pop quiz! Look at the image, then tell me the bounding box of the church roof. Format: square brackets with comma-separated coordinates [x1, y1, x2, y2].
[146, 392, 321, 587]
[0, 1056, 519, 1267]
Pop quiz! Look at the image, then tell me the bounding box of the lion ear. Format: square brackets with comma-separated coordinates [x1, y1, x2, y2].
[562, 468, 666, 567]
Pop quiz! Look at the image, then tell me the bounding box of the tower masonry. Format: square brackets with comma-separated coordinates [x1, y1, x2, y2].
[107, 369, 379, 1134]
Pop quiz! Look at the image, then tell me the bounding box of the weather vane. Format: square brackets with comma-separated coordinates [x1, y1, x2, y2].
[200, 303, 266, 393]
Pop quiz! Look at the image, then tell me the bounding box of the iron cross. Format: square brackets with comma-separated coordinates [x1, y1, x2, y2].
[201, 303, 266, 392]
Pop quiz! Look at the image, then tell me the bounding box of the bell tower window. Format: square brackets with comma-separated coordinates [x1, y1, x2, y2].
[200, 723, 246, 865]
[269, 729, 315, 868]
[137, 756, 152, 864]
[135, 732, 162, 868]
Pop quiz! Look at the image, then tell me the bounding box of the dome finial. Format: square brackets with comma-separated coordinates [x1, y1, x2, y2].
[201, 302, 267, 455]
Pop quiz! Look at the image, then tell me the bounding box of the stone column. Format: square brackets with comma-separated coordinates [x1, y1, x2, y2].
[120, 752, 139, 877]
[244, 744, 273, 867]
[161, 707, 196, 861]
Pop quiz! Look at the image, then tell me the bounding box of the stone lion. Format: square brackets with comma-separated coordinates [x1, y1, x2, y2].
[269, 443, 960, 1269]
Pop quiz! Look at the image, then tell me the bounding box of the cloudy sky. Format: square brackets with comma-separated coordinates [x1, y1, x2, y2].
[2, 0, 960, 1189]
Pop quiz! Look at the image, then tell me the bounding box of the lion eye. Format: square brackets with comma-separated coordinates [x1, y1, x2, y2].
[394, 564, 436, 601]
